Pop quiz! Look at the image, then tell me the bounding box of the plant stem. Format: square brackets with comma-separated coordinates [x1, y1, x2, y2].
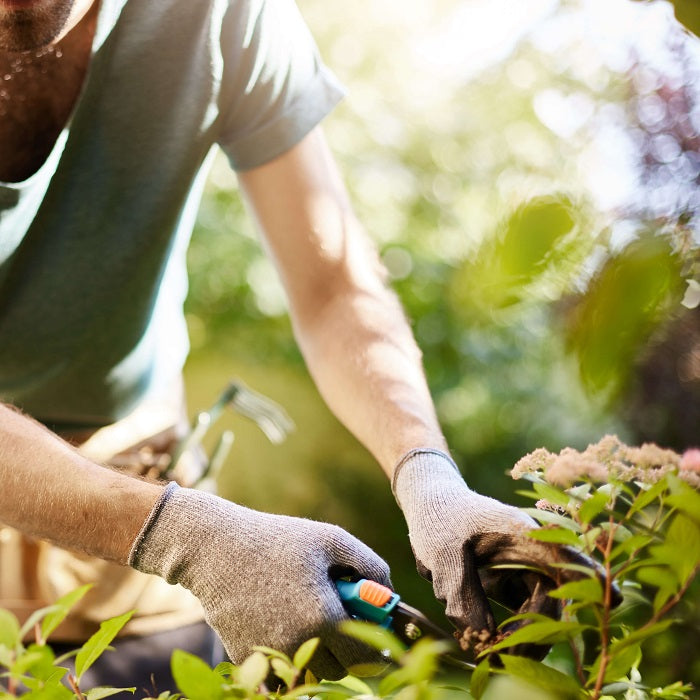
[591, 516, 617, 700]
[568, 635, 587, 686]
[644, 565, 699, 628]
[562, 523, 587, 686]
[67, 674, 86, 700]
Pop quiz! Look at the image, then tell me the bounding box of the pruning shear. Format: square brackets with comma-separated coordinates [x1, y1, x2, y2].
[336, 578, 476, 671]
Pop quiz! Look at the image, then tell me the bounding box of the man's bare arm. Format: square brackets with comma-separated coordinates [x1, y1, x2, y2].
[238, 127, 448, 477]
[0, 403, 162, 563]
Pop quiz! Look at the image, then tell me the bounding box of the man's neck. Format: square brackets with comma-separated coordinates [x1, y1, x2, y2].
[0, 1, 99, 182]
[52, 0, 100, 48]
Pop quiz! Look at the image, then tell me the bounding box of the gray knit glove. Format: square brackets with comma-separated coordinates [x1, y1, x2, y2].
[129, 483, 391, 680]
[393, 449, 605, 659]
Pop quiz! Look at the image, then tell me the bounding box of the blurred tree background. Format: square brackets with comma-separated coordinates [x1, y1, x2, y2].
[182, 0, 699, 686]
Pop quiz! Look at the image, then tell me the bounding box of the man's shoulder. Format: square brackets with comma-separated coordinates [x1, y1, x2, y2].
[116, 0, 266, 45]
[120, 0, 264, 22]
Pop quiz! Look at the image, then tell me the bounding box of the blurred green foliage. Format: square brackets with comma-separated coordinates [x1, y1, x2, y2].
[449, 194, 590, 314]
[565, 234, 686, 397]
[652, 0, 700, 35]
[183, 0, 699, 684]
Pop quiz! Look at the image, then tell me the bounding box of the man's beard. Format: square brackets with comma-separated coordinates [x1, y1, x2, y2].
[0, 1, 74, 52]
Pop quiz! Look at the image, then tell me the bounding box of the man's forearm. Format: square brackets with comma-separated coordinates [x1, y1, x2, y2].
[292, 265, 448, 477]
[239, 128, 448, 477]
[0, 403, 162, 563]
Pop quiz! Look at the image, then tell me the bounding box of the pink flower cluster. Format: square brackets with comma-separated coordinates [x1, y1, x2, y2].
[511, 435, 700, 488]
[680, 448, 700, 473]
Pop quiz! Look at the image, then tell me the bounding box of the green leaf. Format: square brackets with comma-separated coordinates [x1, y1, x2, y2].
[171, 649, 224, 700]
[603, 522, 634, 544]
[521, 508, 581, 532]
[84, 687, 136, 699]
[628, 479, 669, 518]
[609, 534, 654, 562]
[252, 645, 292, 664]
[392, 687, 421, 700]
[497, 612, 553, 627]
[652, 588, 676, 615]
[666, 477, 700, 524]
[311, 686, 360, 699]
[567, 483, 593, 501]
[378, 638, 446, 695]
[578, 490, 611, 525]
[0, 645, 14, 668]
[237, 651, 269, 690]
[25, 669, 69, 692]
[470, 658, 491, 699]
[497, 654, 583, 698]
[10, 643, 56, 679]
[41, 585, 93, 642]
[339, 620, 407, 661]
[74, 610, 134, 682]
[605, 644, 641, 684]
[10, 650, 47, 680]
[270, 657, 296, 687]
[284, 683, 328, 699]
[580, 526, 603, 552]
[487, 620, 590, 652]
[636, 566, 678, 593]
[515, 488, 541, 502]
[18, 605, 60, 644]
[565, 235, 684, 395]
[214, 661, 235, 678]
[303, 668, 317, 686]
[608, 620, 676, 656]
[549, 577, 603, 604]
[533, 481, 572, 508]
[402, 636, 452, 676]
[549, 561, 601, 578]
[0, 610, 20, 651]
[649, 514, 700, 585]
[21, 681, 74, 699]
[293, 637, 320, 671]
[450, 195, 585, 313]
[588, 643, 641, 685]
[378, 666, 412, 695]
[528, 527, 581, 547]
[322, 674, 374, 695]
[650, 680, 696, 698]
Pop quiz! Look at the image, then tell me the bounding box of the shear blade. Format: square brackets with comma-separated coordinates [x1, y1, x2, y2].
[391, 603, 476, 670]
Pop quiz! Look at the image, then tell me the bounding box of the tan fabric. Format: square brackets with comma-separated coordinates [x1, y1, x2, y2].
[0, 381, 207, 642]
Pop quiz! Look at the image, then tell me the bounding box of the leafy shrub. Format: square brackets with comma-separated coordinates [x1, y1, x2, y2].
[1, 437, 697, 699]
[490, 436, 700, 699]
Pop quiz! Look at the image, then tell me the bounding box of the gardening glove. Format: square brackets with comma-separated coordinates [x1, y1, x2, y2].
[129, 482, 391, 680]
[393, 448, 610, 660]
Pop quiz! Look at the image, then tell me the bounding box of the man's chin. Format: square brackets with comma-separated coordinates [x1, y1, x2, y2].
[0, 0, 71, 52]
[0, 23, 61, 52]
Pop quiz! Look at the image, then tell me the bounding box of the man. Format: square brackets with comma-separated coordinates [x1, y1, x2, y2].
[0, 0, 590, 692]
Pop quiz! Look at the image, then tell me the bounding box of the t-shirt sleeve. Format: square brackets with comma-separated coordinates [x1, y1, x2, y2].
[217, 0, 345, 171]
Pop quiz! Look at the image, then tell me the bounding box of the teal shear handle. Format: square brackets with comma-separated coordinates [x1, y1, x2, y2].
[336, 578, 477, 671]
[335, 578, 401, 628]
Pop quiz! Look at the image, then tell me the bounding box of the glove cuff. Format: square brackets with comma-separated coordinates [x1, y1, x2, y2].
[392, 448, 463, 507]
[128, 481, 179, 569]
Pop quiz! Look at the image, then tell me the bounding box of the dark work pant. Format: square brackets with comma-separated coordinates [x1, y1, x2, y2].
[51, 621, 227, 697]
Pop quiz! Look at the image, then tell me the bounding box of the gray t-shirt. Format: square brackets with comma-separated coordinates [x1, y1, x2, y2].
[0, 0, 344, 426]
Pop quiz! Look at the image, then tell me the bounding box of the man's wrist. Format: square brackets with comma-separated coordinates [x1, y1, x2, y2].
[128, 481, 179, 568]
[391, 447, 462, 501]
